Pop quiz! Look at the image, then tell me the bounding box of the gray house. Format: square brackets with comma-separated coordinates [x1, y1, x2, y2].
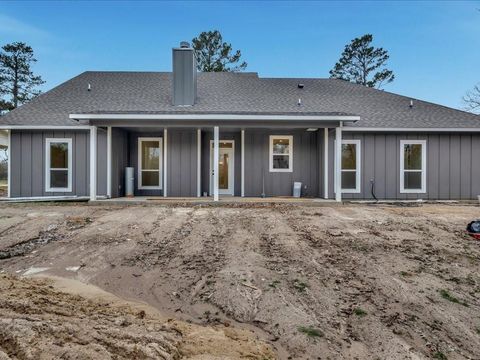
[1, 42, 479, 202]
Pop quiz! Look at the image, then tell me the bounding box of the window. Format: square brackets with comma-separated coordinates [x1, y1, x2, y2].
[138, 137, 162, 189]
[269, 135, 293, 172]
[340, 139, 361, 193]
[400, 140, 426, 193]
[45, 138, 72, 192]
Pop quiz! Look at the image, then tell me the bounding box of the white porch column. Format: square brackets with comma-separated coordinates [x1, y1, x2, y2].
[335, 123, 342, 202]
[213, 126, 219, 201]
[241, 129, 245, 197]
[163, 128, 168, 197]
[89, 126, 97, 201]
[7, 130, 11, 198]
[323, 128, 329, 199]
[197, 129, 201, 197]
[106, 126, 112, 198]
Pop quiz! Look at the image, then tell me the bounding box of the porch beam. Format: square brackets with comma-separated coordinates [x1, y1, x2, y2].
[335, 123, 342, 202]
[89, 126, 97, 201]
[106, 126, 112, 198]
[323, 128, 328, 199]
[241, 129, 245, 197]
[213, 126, 219, 201]
[197, 129, 201, 197]
[163, 128, 168, 197]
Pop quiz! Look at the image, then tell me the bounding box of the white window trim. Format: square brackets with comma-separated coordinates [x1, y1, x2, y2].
[400, 139, 427, 194]
[269, 135, 293, 172]
[334, 139, 361, 193]
[138, 137, 163, 190]
[45, 138, 73, 192]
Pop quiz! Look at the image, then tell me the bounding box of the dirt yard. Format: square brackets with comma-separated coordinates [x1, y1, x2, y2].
[0, 202, 479, 359]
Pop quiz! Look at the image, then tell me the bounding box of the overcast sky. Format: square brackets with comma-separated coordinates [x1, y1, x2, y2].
[1, 0, 479, 110]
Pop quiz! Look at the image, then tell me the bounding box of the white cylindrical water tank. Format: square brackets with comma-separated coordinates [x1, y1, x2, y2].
[125, 167, 134, 197]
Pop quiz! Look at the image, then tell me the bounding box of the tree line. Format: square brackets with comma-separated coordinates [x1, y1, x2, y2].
[0, 32, 478, 114]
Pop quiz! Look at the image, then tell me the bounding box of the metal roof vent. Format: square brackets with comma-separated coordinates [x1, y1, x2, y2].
[298, 98, 302, 106]
[409, 99, 414, 108]
[298, 83, 304, 89]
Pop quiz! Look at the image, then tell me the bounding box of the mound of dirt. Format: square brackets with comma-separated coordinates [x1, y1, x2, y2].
[0, 274, 274, 359]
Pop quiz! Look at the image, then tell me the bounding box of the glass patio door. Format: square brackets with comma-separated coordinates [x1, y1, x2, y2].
[210, 141, 234, 195]
[138, 137, 162, 190]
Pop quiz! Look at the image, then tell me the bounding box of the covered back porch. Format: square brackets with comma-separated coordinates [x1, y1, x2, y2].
[76, 114, 358, 202]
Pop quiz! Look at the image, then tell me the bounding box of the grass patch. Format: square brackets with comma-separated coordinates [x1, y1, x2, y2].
[433, 351, 447, 360]
[353, 308, 367, 317]
[400, 271, 412, 277]
[268, 280, 281, 289]
[439, 289, 469, 307]
[293, 279, 308, 292]
[297, 326, 324, 338]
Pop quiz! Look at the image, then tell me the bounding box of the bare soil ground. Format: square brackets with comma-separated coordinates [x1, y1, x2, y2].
[0, 202, 479, 359]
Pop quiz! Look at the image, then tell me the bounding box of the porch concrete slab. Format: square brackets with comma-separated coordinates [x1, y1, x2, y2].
[90, 196, 340, 206]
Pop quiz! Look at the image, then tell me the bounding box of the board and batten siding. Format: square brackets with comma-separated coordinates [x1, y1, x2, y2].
[243, 129, 319, 197]
[167, 129, 198, 197]
[329, 132, 480, 200]
[10, 129, 107, 198]
[127, 129, 198, 197]
[111, 128, 129, 198]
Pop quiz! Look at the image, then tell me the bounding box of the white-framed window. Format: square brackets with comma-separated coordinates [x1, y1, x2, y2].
[400, 140, 426, 193]
[45, 138, 72, 192]
[334, 139, 361, 193]
[269, 135, 293, 172]
[340, 139, 361, 193]
[138, 137, 163, 190]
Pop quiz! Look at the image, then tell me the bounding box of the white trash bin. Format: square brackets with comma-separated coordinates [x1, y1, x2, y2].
[293, 182, 302, 198]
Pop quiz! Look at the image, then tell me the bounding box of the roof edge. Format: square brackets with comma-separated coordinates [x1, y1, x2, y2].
[343, 126, 480, 132]
[69, 113, 360, 122]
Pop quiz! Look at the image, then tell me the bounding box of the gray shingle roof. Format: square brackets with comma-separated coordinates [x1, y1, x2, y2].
[1, 71, 479, 128]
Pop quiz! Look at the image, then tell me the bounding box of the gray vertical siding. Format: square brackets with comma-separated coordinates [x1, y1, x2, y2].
[126, 129, 198, 197]
[96, 129, 108, 196]
[167, 129, 198, 197]
[243, 129, 319, 197]
[10, 128, 480, 200]
[10, 130, 92, 197]
[111, 128, 129, 198]
[10, 129, 107, 198]
[331, 132, 480, 200]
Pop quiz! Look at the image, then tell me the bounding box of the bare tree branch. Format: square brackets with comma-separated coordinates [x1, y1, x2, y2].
[463, 84, 480, 114]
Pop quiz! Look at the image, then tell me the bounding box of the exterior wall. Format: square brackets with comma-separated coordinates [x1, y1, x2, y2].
[167, 129, 198, 197]
[330, 132, 480, 200]
[10, 129, 107, 198]
[11, 127, 480, 201]
[111, 128, 129, 198]
[243, 129, 319, 197]
[126, 129, 198, 197]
